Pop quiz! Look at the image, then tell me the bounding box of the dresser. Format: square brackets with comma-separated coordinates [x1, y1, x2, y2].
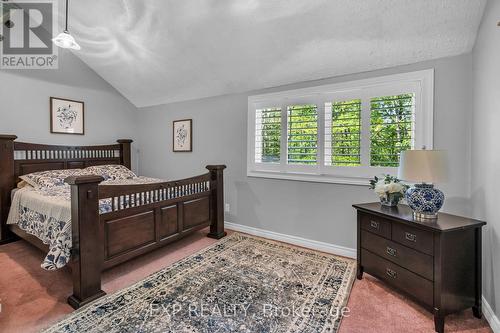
[353, 203, 486, 333]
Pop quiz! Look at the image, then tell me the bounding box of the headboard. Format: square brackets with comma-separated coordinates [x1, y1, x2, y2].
[0, 134, 133, 244]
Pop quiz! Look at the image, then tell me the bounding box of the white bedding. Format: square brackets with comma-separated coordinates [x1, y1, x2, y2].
[8, 186, 72, 227]
[11, 188, 19, 201]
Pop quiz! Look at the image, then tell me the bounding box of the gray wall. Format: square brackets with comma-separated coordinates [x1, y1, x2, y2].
[136, 53, 473, 250]
[471, 0, 500, 318]
[0, 50, 139, 170]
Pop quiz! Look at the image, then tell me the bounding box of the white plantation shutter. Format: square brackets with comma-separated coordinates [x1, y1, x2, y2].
[255, 107, 281, 163]
[370, 94, 415, 167]
[287, 104, 318, 165]
[324, 99, 362, 166]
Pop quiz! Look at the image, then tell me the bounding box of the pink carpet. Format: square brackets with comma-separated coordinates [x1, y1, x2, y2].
[0, 229, 492, 333]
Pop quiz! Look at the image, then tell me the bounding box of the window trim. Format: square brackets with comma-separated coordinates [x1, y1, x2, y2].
[247, 69, 434, 185]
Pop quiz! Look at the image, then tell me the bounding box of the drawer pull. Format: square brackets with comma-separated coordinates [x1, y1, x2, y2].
[370, 220, 380, 230]
[386, 268, 397, 279]
[405, 232, 417, 242]
[386, 246, 397, 257]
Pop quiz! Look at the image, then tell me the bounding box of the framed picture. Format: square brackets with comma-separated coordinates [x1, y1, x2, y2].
[50, 97, 85, 135]
[173, 119, 192, 152]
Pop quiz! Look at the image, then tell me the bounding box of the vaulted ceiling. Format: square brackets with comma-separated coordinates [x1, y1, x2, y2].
[67, 0, 487, 107]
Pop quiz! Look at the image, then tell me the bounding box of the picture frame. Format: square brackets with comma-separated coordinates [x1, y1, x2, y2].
[50, 97, 85, 135]
[173, 119, 192, 152]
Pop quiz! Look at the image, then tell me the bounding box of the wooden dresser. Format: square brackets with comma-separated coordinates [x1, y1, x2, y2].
[353, 203, 486, 333]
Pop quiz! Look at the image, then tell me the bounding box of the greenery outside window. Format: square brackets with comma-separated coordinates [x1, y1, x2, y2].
[326, 99, 362, 167]
[287, 104, 318, 165]
[370, 94, 415, 167]
[255, 107, 281, 164]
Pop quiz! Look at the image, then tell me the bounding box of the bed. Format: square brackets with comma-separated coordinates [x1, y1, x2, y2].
[0, 135, 226, 309]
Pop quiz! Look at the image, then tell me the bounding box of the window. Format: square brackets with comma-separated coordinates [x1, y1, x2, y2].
[287, 104, 318, 165]
[255, 107, 281, 163]
[325, 99, 362, 166]
[370, 94, 415, 167]
[247, 70, 434, 185]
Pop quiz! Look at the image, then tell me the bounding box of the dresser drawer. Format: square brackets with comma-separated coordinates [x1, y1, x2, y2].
[360, 213, 391, 239]
[392, 223, 434, 255]
[361, 249, 434, 306]
[361, 230, 434, 280]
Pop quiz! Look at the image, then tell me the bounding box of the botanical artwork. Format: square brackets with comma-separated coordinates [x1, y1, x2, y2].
[50, 97, 84, 135]
[173, 119, 192, 152]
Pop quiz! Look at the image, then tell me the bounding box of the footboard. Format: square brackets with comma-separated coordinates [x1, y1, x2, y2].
[65, 165, 226, 309]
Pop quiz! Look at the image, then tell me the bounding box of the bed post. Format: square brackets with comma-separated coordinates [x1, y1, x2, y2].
[117, 139, 133, 169]
[65, 175, 106, 309]
[0, 135, 17, 245]
[206, 165, 227, 239]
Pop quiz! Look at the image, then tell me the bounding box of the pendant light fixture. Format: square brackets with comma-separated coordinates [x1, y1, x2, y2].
[52, 0, 80, 50]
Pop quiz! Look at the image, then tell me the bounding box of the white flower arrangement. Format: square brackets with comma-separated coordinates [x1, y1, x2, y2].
[374, 181, 405, 196]
[369, 175, 409, 206]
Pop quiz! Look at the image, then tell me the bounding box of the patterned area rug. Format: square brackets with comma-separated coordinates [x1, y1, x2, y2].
[43, 233, 356, 333]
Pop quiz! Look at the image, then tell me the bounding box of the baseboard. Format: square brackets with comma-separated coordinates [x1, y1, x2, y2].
[483, 296, 500, 333]
[225, 222, 356, 259]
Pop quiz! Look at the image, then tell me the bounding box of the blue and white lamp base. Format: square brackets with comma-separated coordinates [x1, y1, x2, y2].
[405, 183, 445, 220]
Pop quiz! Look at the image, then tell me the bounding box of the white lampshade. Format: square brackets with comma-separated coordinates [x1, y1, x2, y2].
[52, 32, 81, 50]
[398, 150, 448, 183]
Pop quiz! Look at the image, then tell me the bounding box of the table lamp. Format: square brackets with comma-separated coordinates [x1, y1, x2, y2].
[398, 149, 448, 220]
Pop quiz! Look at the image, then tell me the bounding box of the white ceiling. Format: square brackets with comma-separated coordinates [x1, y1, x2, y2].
[67, 0, 486, 107]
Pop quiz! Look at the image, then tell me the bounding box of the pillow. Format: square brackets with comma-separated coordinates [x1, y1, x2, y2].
[84, 164, 136, 181]
[19, 169, 86, 189]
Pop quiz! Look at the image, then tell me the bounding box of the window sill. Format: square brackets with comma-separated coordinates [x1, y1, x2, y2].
[247, 170, 370, 186]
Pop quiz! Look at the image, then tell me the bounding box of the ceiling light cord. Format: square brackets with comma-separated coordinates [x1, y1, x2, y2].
[65, 0, 69, 32]
[52, 0, 81, 50]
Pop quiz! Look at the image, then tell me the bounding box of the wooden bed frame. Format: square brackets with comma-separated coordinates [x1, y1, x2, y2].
[0, 135, 226, 309]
